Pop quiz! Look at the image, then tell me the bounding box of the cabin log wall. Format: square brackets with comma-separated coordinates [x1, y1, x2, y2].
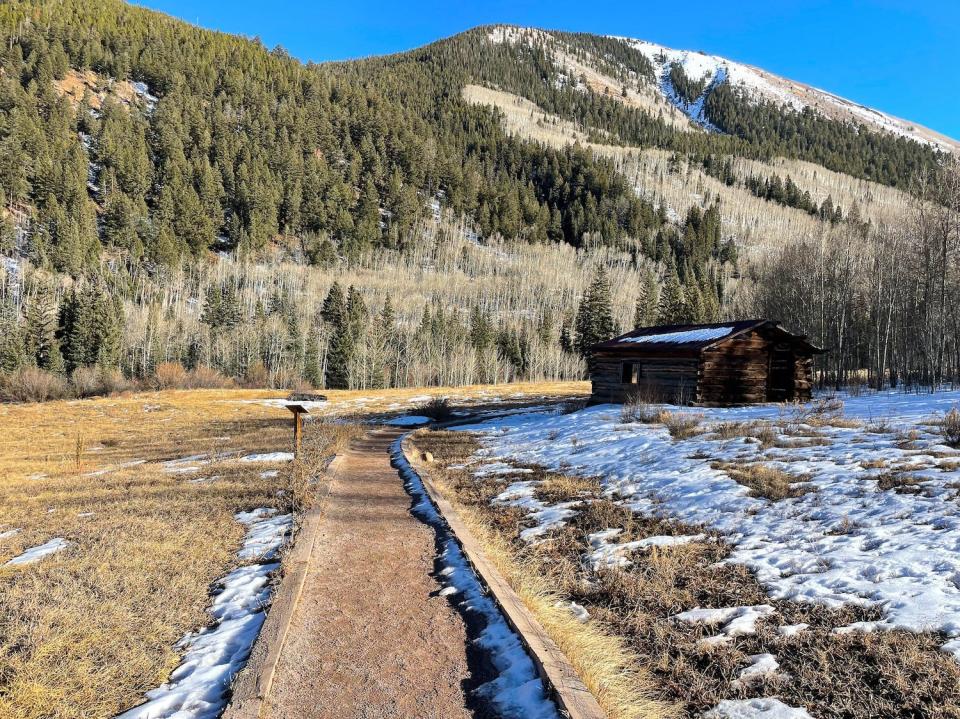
[589, 324, 821, 407]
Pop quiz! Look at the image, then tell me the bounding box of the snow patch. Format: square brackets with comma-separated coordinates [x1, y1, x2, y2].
[238, 452, 294, 463]
[704, 697, 813, 719]
[622, 326, 735, 345]
[586, 528, 707, 569]
[116, 508, 291, 719]
[6, 537, 71, 566]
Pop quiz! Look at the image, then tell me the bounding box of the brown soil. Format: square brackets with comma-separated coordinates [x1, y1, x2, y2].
[264, 427, 476, 719]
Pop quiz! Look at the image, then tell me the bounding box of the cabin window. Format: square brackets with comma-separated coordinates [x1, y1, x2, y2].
[620, 361, 643, 384]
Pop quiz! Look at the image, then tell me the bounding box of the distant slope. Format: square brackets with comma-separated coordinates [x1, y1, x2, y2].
[617, 37, 958, 153]
[470, 26, 949, 187]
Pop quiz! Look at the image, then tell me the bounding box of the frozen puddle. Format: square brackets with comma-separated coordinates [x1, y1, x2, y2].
[392, 436, 560, 719]
[5, 537, 71, 566]
[116, 508, 292, 719]
[386, 415, 431, 426]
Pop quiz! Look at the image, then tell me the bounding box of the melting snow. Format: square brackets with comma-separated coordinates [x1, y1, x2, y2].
[586, 528, 707, 569]
[6, 537, 71, 566]
[238, 452, 294, 463]
[116, 508, 291, 719]
[455, 390, 960, 655]
[392, 436, 560, 719]
[704, 697, 813, 719]
[675, 605, 776, 638]
[732, 653, 786, 688]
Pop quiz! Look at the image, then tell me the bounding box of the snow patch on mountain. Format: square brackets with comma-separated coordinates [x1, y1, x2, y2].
[616, 37, 954, 152]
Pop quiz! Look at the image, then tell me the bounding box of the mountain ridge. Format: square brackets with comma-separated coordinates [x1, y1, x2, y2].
[479, 24, 957, 152]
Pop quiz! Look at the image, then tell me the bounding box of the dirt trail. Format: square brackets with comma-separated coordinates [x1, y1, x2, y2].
[264, 426, 477, 719]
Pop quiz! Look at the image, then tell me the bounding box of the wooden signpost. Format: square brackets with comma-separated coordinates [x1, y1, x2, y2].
[286, 404, 310, 457]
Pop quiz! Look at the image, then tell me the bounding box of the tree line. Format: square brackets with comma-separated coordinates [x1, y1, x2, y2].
[748, 161, 960, 390]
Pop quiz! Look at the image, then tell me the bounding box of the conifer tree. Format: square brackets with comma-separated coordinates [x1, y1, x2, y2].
[657, 270, 686, 324]
[25, 284, 62, 371]
[575, 265, 617, 355]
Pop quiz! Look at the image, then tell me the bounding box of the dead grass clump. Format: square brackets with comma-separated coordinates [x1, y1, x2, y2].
[661, 411, 704, 440]
[421, 396, 453, 422]
[712, 462, 813, 501]
[940, 408, 960, 448]
[789, 397, 861, 428]
[620, 393, 662, 424]
[874, 472, 926, 495]
[561, 398, 589, 414]
[0, 367, 70, 402]
[713, 421, 779, 449]
[535, 474, 602, 504]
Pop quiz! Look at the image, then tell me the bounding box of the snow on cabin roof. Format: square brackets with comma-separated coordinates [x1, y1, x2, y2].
[622, 325, 736, 345]
[591, 319, 821, 353]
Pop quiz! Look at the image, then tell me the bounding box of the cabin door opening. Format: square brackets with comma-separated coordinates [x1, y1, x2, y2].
[767, 345, 795, 402]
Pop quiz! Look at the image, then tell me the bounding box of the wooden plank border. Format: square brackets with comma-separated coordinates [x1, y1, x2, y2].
[223, 451, 346, 719]
[402, 434, 607, 719]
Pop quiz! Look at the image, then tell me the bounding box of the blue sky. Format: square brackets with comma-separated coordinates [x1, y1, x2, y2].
[134, 0, 959, 140]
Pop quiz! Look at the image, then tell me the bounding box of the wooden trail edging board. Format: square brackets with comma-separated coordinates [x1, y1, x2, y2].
[402, 434, 608, 719]
[223, 453, 346, 719]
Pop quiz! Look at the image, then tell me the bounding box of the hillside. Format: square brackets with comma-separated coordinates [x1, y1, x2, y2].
[0, 1, 957, 396]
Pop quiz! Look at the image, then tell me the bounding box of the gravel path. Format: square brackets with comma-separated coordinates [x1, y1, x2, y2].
[264, 427, 478, 719]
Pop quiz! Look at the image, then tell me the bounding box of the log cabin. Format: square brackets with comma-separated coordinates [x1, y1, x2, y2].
[589, 319, 824, 406]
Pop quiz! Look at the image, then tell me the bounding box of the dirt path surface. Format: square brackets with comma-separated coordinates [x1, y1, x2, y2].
[264, 427, 477, 719]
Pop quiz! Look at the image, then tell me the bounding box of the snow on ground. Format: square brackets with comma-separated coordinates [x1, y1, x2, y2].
[391, 437, 561, 719]
[455, 390, 960, 661]
[587, 528, 707, 570]
[0, 528, 21, 541]
[386, 415, 431, 426]
[493, 480, 580, 542]
[5, 537, 71, 566]
[117, 508, 292, 719]
[704, 697, 813, 719]
[238, 452, 294, 463]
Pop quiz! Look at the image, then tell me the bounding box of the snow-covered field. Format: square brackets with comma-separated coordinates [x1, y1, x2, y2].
[454, 390, 960, 717]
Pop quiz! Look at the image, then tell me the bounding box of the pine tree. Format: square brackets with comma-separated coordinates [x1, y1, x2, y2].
[657, 270, 686, 324]
[575, 265, 617, 355]
[320, 282, 346, 326]
[25, 284, 62, 371]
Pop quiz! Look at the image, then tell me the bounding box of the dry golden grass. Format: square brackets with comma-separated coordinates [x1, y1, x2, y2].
[0, 381, 579, 718]
[0, 388, 364, 719]
[712, 461, 813, 501]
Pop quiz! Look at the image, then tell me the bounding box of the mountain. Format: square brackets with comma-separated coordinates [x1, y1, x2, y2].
[611, 34, 957, 153]
[0, 2, 955, 395]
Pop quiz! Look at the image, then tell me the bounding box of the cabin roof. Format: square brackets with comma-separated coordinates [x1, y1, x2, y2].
[591, 319, 824, 354]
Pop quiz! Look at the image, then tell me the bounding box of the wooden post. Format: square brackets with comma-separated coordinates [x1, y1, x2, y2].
[285, 404, 310, 457]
